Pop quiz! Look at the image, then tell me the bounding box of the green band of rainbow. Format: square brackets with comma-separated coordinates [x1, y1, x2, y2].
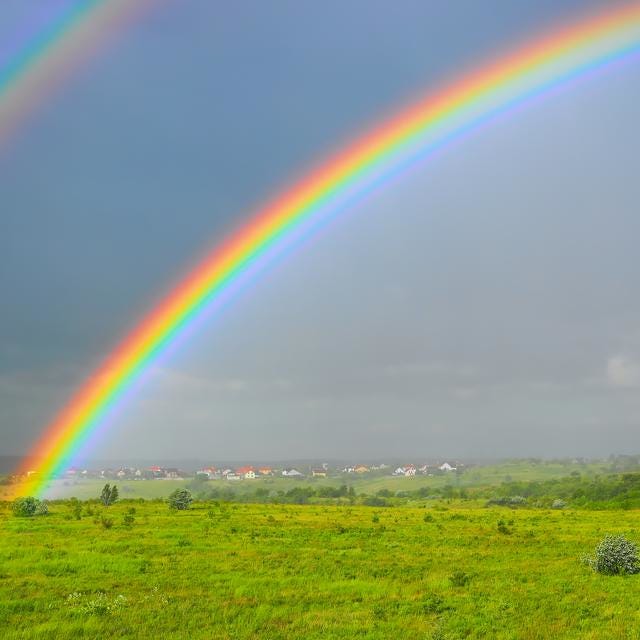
[13, 4, 640, 498]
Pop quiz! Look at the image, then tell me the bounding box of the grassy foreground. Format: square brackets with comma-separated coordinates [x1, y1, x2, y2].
[2, 501, 640, 639]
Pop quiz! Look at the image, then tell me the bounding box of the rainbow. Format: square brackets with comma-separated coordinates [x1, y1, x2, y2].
[12, 4, 640, 498]
[0, 0, 152, 147]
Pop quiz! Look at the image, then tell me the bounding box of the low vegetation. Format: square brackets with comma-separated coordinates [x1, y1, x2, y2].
[2, 498, 640, 638]
[167, 488, 192, 510]
[11, 496, 48, 517]
[583, 534, 640, 576]
[3, 462, 640, 637]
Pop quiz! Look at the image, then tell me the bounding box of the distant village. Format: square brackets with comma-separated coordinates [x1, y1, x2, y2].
[40, 461, 463, 482]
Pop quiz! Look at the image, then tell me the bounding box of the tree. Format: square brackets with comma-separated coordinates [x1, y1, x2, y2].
[168, 488, 193, 510]
[100, 483, 119, 506]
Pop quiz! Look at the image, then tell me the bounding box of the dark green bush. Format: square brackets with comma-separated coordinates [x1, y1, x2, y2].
[12, 497, 47, 517]
[168, 488, 193, 510]
[583, 534, 640, 575]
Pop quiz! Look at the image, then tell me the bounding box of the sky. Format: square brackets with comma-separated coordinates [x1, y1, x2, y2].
[2, 0, 640, 463]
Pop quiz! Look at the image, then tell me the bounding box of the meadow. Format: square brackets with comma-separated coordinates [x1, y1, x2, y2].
[2, 497, 640, 639]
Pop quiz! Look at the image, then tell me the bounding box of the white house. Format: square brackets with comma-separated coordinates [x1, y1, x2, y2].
[439, 462, 456, 472]
[282, 468, 303, 477]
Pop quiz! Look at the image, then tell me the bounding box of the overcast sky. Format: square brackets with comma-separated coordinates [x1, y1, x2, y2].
[2, 0, 640, 463]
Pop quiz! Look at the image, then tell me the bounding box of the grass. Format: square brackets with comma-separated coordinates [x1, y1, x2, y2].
[2, 500, 640, 638]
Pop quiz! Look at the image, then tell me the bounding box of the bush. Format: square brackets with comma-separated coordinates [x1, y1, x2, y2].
[497, 519, 512, 535]
[100, 515, 114, 530]
[168, 488, 193, 511]
[583, 534, 640, 575]
[12, 496, 47, 517]
[486, 496, 527, 508]
[551, 499, 567, 510]
[69, 499, 82, 520]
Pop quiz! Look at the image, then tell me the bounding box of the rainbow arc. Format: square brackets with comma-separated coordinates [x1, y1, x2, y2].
[5, 4, 640, 497]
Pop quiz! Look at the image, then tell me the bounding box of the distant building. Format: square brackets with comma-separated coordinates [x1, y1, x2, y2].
[258, 467, 273, 476]
[312, 469, 327, 478]
[282, 468, 303, 477]
[196, 467, 218, 480]
[354, 465, 369, 474]
[439, 462, 456, 472]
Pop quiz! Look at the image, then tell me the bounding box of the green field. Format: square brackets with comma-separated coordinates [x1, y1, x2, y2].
[2, 498, 640, 639]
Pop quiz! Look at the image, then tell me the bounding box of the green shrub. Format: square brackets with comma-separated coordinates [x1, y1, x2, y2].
[12, 497, 47, 517]
[583, 534, 640, 575]
[497, 519, 512, 535]
[69, 499, 82, 520]
[486, 496, 527, 507]
[100, 515, 114, 530]
[168, 488, 193, 511]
